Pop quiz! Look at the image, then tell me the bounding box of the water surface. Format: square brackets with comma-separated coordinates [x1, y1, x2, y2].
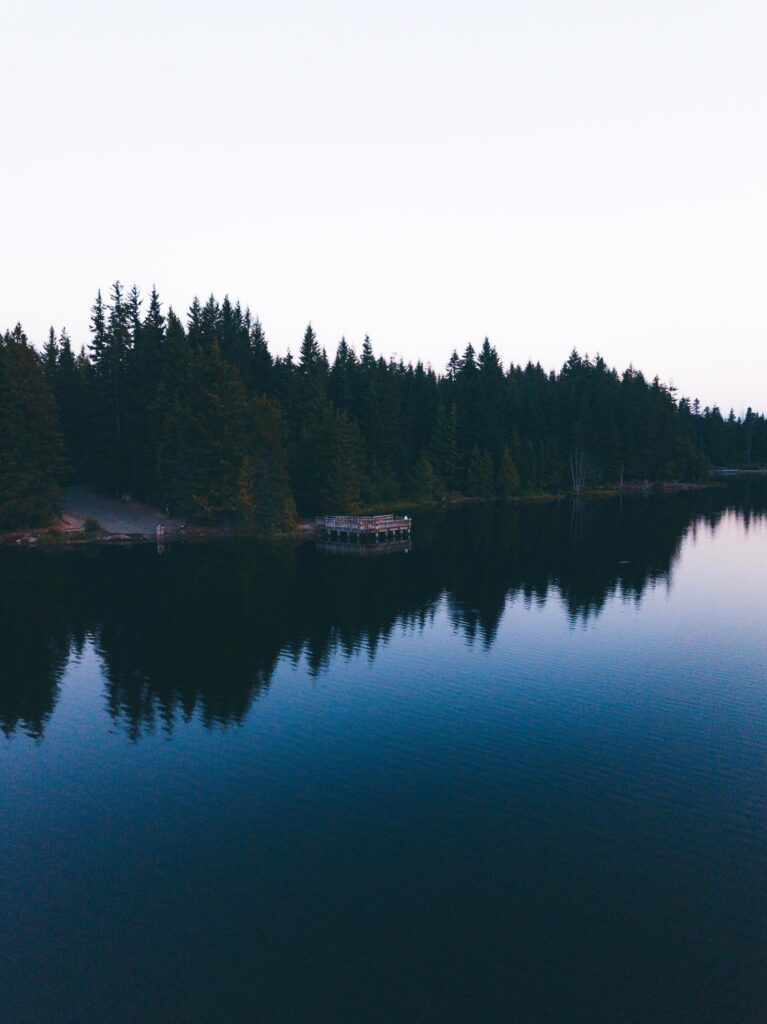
[2, 483, 766, 1022]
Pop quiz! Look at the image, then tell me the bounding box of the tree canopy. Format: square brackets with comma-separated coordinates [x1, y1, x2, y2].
[2, 284, 765, 530]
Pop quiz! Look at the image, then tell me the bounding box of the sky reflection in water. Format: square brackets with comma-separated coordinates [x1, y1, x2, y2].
[1, 482, 766, 1023]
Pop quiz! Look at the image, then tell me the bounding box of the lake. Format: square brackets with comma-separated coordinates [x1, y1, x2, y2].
[2, 482, 766, 1023]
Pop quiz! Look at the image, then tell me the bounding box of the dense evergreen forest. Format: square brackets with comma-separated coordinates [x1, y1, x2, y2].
[2, 282, 766, 531]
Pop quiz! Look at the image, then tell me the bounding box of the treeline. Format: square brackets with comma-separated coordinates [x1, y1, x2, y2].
[2, 282, 766, 529]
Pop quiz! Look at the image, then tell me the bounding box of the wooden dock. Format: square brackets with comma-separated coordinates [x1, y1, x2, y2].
[315, 514, 412, 542]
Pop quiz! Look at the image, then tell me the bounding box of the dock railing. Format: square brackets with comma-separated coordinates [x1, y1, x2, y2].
[315, 514, 411, 538]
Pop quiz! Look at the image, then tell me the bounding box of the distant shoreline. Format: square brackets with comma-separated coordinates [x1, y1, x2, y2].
[0, 478, 725, 549]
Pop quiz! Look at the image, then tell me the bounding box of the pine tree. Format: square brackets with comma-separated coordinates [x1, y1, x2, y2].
[323, 410, 362, 512]
[299, 324, 321, 371]
[55, 328, 86, 480]
[294, 400, 362, 513]
[330, 337, 357, 415]
[235, 455, 259, 528]
[42, 327, 59, 388]
[411, 451, 441, 499]
[127, 286, 165, 496]
[127, 285, 142, 342]
[187, 297, 203, 347]
[430, 403, 460, 492]
[477, 337, 506, 455]
[446, 350, 460, 382]
[89, 290, 107, 363]
[200, 295, 220, 350]
[497, 446, 520, 497]
[0, 325, 67, 527]
[466, 446, 494, 498]
[360, 334, 375, 370]
[249, 317, 272, 394]
[245, 395, 297, 533]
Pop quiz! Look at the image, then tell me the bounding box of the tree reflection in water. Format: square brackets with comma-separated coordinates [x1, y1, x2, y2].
[2, 481, 765, 739]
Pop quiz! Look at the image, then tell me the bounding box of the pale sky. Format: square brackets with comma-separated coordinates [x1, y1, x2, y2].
[2, 0, 766, 413]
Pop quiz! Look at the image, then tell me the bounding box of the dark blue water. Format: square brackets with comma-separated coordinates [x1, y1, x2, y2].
[2, 484, 766, 1022]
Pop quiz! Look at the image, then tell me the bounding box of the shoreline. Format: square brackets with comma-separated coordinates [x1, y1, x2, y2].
[0, 478, 723, 549]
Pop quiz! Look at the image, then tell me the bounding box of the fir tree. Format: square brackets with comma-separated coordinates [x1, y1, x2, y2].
[466, 446, 494, 498]
[249, 317, 272, 394]
[42, 327, 59, 388]
[430, 404, 461, 492]
[411, 451, 441, 499]
[360, 334, 375, 369]
[0, 325, 67, 527]
[299, 324, 321, 370]
[496, 446, 521, 497]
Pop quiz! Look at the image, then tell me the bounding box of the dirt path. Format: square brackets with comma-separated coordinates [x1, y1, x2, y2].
[64, 484, 184, 537]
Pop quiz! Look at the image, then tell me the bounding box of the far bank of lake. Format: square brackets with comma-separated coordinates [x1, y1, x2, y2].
[1, 477, 724, 548]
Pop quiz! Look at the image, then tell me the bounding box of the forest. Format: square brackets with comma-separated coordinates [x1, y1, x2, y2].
[2, 282, 766, 531]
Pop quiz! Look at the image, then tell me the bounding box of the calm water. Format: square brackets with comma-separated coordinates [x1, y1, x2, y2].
[2, 483, 766, 1023]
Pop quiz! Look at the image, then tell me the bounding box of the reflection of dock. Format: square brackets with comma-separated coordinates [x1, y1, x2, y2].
[315, 514, 412, 541]
[316, 538, 411, 557]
